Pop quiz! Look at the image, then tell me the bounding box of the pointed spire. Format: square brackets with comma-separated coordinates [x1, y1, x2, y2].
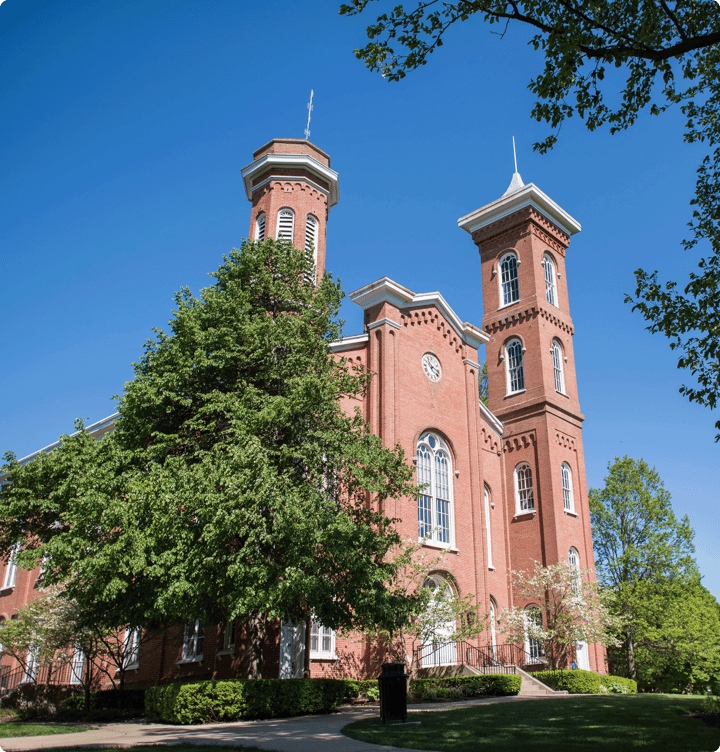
[502, 137, 524, 196]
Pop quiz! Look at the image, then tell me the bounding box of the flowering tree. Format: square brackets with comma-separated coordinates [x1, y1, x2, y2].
[499, 560, 620, 670]
[362, 540, 487, 669]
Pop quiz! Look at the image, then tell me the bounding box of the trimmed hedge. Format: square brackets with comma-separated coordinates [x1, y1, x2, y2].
[531, 669, 601, 694]
[145, 678, 347, 724]
[340, 679, 380, 702]
[599, 675, 637, 694]
[61, 688, 146, 712]
[409, 674, 521, 701]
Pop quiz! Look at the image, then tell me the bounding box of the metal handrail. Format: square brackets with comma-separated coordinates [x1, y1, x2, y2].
[0, 661, 81, 694]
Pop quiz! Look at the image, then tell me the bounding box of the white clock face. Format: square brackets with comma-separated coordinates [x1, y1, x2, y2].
[422, 353, 442, 382]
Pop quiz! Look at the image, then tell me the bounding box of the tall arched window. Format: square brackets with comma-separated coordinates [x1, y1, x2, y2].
[568, 547, 581, 594]
[484, 486, 493, 569]
[562, 463, 574, 512]
[552, 340, 565, 394]
[515, 463, 535, 513]
[489, 599, 498, 659]
[255, 212, 266, 242]
[304, 214, 319, 283]
[543, 254, 557, 306]
[420, 575, 458, 667]
[500, 253, 519, 306]
[506, 339, 525, 393]
[417, 432, 454, 547]
[277, 209, 295, 242]
[525, 606, 545, 662]
[2, 542, 20, 590]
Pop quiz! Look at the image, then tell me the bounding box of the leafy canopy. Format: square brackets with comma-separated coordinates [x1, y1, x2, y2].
[1, 239, 422, 645]
[341, 0, 720, 438]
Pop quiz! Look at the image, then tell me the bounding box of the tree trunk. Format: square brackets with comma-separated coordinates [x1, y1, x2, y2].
[83, 657, 92, 713]
[303, 619, 312, 678]
[627, 628, 637, 680]
[244, 612, 266, 679]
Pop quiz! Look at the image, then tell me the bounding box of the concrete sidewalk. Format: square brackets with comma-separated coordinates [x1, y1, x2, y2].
[0, 694, 572, 751]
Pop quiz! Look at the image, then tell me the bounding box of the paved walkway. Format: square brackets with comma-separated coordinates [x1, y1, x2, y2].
[0, 695, 576, 752]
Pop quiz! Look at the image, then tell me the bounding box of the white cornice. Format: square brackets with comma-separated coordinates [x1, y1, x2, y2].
[366, 318, 401, 331]
[479, 400, 504, 435]
[241, 153, 340, 208]
[329, 333, 369, 353]
[458, 182, 581, 238]
[349, 277, 489, 349]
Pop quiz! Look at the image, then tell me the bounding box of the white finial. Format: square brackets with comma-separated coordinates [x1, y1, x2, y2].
[503, 137, 525, 196]
[304, 90, 314, 141]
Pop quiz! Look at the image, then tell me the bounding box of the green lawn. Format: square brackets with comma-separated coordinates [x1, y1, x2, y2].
[0, 722, 90, 738]
[343, 695, 720, 752]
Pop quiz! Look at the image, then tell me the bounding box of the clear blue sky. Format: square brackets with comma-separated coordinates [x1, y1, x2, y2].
[1, 0, 717, 599]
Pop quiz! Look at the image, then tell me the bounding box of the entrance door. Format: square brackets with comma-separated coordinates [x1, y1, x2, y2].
[420, 575, 458, 668]
[576, 640, 590, 670]
[279, 621, 306, 679]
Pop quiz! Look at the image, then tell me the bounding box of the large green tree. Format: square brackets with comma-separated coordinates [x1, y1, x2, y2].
[1, 239, 422, 677]
[341, 0, 720, 438]
[588, 455, 719, 689]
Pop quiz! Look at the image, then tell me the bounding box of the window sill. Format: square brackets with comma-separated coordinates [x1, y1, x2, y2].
[176, 656, 203, 665]
[0, 585, 15, 594]
[497, 301, 520, 312]
[419, 540, 459, 553]
[505, 390, 526, 399]
[115, 663, 139, 673]
[488, 566, 495, 571]
[564, 510, 578, 517]
[513, 510, 536, 520]
[310, 654, 338, 661]
[216, 649, 235, 657]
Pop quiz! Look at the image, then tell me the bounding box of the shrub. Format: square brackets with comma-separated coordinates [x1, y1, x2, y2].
[408, 674, 520, 701]
[341, 679, 379, 702]
[532, 669, 601, 694]
[599, 675, 637, 694]
[60, 688, 146, 712]
[145, 678, 347, 725]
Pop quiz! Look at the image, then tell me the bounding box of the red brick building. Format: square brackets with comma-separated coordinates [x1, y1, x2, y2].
[0, 138, 603, 689]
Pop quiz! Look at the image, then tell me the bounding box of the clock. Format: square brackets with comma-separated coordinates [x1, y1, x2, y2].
[422, 353, 442, 382]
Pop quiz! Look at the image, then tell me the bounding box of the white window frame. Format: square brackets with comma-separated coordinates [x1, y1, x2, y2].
[543, 253, 557, 306]
[514, 463, 535, 514]
[255, 212, 266, 242]
[552, 340, 565, 394]
[506, 339, 525, 394]
[2, 542, 20, 591]
[489, 599, 498, 661]
[420, 575, 458, 667]
[180, 619, 204, 663]
[416, 432, 455, 549]
[569, 547, 581, 594]
[499, 253, 520, 307]
[309, 620, 336, 660]
[524, 607, 545, 663]
[484, 486, 494, 569]
[562, 463, 575, 513]
[69, 644, 85, 685]
[123, 627, 141, 669]
[22, 646, 39, 684]
[276, 208, 295, 242]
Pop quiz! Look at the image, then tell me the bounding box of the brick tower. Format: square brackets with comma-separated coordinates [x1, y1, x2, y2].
[240, 139, 340, 280]
[458, 171, 603, 671]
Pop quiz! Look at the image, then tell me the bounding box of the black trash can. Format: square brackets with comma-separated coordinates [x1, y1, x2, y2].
[378, 662, 409, 723]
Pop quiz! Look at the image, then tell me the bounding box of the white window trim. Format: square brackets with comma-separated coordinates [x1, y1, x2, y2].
[69, 644, 85, 685]
[506, 339, 525, 395]
[123, 626, 141, 670]
[498, 252, 520, 307]
[309, 620, 337, 660]
[276, 208, 295, 242]
[524, 607, 545, 663]
[484, 487, 494, 570]
[2, 542, 20, 591]
[514, 463, 536, 515]
[561, 462, 575, 513]
[22, 646, 39, 684]
[178, 619, 204, 664]
[543, 253, 558, 307]
[552, 340, 566, 394]
[416, 432, 456, 550]
[255, 212, 266, 242]
[569, 547, 581, 594]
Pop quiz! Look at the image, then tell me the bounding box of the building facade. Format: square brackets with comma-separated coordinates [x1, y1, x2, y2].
[0, 138, 603, 689]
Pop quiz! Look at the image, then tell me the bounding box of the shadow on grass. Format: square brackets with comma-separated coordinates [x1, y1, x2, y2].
[343, 695, 720, 752]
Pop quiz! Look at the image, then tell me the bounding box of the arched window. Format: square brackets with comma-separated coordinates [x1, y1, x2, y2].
[489, 599, 498, 659]
[562, 463, 574, 512]
[543, 254, 557, 306]
[568, 547, 581, 594]
[255, 213, 266, 242]
[552, 340, 565, 394]
[525, 607, 545, 662]
[484, 486, 493, 569]
[515, 463, 535, 513]
[304, 214, 318, 283]
[2, 542, 20, 590]
[506, 339, 525, 393]
[420, 575, 458, 667]
[277, 209, 294, 242]
[417, 432, 454, 547]
[500, 253, 519, 306]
